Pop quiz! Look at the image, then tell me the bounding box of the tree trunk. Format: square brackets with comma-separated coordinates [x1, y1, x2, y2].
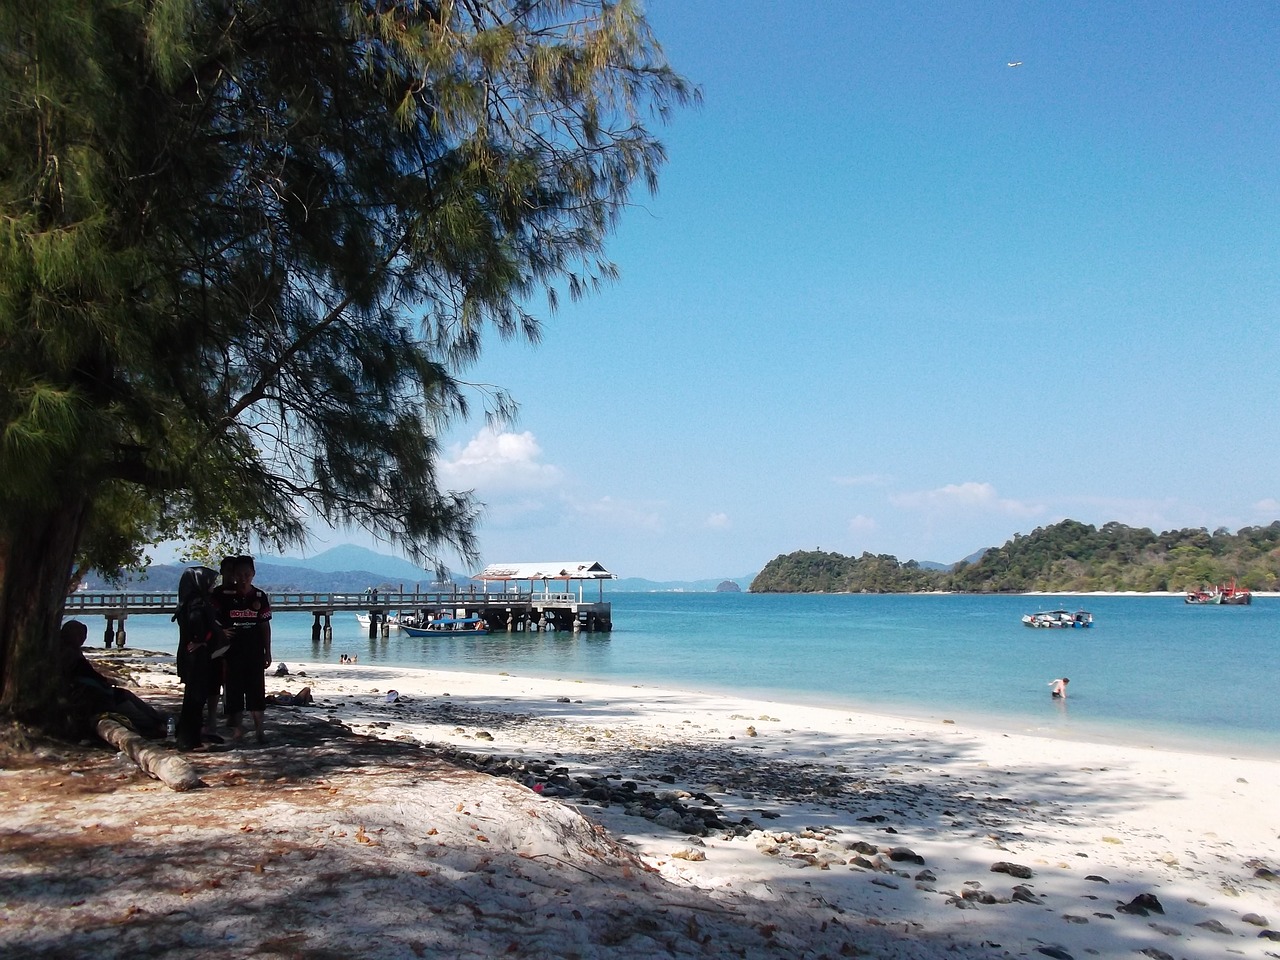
[0, 499, 89, 722]
[95, 717, 203, 791]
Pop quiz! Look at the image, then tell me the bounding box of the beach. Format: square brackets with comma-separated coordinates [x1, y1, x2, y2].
[3, 652, 1279, 959]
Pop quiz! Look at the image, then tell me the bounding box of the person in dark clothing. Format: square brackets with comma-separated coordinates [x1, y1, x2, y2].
[211, 555, 272, 744]
[61, 619, 166, 739]
[173, 566, 225, 750]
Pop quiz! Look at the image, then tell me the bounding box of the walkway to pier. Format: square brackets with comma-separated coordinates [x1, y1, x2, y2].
[66, 560, 616, 646]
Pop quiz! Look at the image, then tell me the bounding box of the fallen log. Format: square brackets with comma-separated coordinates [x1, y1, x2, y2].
[95, 716, 204, 792]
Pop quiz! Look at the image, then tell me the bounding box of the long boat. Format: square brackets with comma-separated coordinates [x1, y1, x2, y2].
[1022, 609, 1093, 628]
[401, 616, 491, 637]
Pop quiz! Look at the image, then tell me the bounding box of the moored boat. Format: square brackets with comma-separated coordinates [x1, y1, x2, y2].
[1220, 580, 1253, 605]
[1185, 580, 1252, 605]
[1022, 609, 1093, 628]
[402, 616, 490, 637]
[355, 612, 402, 630]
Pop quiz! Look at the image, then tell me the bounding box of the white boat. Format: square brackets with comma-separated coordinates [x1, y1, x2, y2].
[1021, 609, 1093, 628]
[355, 612, 401, 631]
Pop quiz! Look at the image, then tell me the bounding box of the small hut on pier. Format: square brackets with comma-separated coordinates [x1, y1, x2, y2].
[474, 561, 616, 631]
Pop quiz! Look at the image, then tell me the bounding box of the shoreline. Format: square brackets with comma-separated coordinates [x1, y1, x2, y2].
[97, 655, 1280, 957]
[719, 682, 1280, 764]
[102, 646, 1280, 763]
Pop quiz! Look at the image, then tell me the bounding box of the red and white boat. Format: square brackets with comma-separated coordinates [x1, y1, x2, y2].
[1185, 580, 1252, 605]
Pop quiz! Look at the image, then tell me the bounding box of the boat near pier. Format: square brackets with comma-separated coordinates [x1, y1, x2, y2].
[64, 560, 616, 645]
[401, 615, 490, 637]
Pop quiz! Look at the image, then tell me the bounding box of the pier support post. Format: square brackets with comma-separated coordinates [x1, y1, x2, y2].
[103, 617, 115, 648]
[312, 613, 322, 642]
[323, 615, 332, 641]
[114, 618, 127, 648]
[368, 613, 378, 639]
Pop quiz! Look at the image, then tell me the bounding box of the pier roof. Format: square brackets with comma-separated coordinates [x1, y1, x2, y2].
[475, 561, 615, 582]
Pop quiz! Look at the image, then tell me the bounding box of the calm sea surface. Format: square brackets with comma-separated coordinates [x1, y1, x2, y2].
[107, 593, 1280, 758]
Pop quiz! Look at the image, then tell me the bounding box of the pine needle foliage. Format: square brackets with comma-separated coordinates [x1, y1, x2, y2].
[0, 0, 692, 566]
[0, 0, 693, 719]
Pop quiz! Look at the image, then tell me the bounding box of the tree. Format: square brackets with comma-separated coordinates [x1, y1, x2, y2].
[0, 0, 692, 725]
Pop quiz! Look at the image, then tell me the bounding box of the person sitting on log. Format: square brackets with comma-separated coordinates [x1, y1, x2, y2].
[61, 619, 166, 739]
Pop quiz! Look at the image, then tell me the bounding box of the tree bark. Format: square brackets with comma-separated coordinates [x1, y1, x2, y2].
[0, 499, 89, 722]
[95, 716, 203, 792]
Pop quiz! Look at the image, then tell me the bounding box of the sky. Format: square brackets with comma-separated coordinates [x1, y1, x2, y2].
[321, 1, 1280, 581]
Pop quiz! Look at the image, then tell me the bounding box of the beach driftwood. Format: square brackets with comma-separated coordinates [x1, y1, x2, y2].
[94, 717, 203, 792]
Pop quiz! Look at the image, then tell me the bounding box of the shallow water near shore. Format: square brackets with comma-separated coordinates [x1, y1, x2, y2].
[105, 592, 1280, 758]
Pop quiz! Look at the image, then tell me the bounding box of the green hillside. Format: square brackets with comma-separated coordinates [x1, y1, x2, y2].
[750, 520, 1280, 593]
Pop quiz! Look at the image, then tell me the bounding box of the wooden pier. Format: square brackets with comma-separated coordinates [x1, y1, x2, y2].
[64, 588, 612, 646]
[64, 560, 616, 647]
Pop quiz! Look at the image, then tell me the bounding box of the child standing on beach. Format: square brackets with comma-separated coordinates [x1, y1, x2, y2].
[212, 556, 273, 744]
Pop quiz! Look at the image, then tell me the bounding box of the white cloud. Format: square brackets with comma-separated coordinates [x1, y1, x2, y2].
[833, 473, 893, 487]
[890, 481, 1042, 517]
[569, 496, 664, 533]
[439, 429, 563, 493]
[705, 512, 731, 529]
[1253, 498, 1280, 517]
[848, 514, 877, 533]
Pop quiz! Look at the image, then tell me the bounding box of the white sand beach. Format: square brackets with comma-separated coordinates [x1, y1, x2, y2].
[3, 652, 1279, 959]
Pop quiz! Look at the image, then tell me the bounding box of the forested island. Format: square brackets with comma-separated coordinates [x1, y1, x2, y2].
[750, 520, 1280, 593]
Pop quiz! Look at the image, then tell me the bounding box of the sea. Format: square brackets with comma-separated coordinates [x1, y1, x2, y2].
[101, 593, 1280, 759]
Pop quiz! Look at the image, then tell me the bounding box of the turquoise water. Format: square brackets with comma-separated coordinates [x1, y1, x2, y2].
[104, 593, 1280, 758]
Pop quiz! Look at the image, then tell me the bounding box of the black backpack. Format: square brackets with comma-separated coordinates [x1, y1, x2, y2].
[174, 566, 219, 680]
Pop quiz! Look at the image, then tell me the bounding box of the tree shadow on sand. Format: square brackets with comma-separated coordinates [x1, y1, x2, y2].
[3, 684, 1271, 960]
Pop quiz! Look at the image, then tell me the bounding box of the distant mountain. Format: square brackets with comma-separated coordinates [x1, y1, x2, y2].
[917, 549, 986, 572]
[78, 544, 757, 594]
[268, 545, 437, 581]
[79, 552, 469, 594]
[611, 575, 755, 593]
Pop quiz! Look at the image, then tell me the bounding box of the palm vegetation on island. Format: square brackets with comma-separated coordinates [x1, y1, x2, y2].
[750, 520, 1280, 594]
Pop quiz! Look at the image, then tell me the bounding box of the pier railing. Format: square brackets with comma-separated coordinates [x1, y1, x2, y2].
[62, 589, 563, 615]
[65, 588, 612, 647]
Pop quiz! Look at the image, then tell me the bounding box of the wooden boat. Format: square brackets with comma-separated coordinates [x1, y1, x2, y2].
[1021, 609, 1093, 628]
[402, 616, 490, 637]
[1185, 580, 1252, 605]
[1219, 579, 1252, 605]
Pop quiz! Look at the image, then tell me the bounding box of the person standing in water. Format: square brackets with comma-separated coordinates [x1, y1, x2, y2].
[1049, 677, 1069, 699]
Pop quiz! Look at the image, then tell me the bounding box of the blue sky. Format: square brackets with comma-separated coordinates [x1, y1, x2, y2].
[329, 1, 1280, 581]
